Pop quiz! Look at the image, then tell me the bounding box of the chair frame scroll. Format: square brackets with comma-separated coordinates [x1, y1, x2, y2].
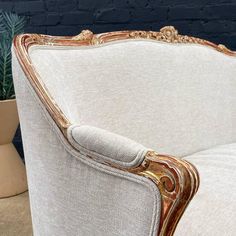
[16, 25, 235, 235]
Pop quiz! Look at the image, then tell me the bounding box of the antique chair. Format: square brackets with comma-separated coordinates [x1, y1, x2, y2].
[12, 26, 236, 236]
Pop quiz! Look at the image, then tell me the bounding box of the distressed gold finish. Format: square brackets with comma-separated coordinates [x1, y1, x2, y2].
[14, 34, 71, 136]
[72, 29, 94, 41]
[130, 151, 199, 236]
[70, 26, 235, 55]
[128, 26, 235, 55]
[15, 25, 232, 235]
[82, 149, 199, 236]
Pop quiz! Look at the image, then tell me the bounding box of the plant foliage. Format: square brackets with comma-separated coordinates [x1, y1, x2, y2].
[0, 12, 25, 100]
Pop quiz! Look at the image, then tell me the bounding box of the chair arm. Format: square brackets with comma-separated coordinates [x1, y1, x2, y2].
[67, 124, 148, 168]
[130, 151, 199, 236]
[67, 124, 200, 236]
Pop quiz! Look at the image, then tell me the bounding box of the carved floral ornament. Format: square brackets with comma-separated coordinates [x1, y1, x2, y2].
[72, 26, 235, 56]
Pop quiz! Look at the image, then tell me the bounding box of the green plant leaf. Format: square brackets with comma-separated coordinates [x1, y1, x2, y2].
[0, 15, 6, 34]
[0, 12, 25, 100]
[2, 12, 25, 39]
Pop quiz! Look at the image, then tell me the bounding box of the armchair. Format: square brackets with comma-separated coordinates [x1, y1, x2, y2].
[12, 26, 236, 235]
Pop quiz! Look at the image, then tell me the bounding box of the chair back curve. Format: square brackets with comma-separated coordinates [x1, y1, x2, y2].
[15, 26, 236, 157]
[12, 51, 162, 236]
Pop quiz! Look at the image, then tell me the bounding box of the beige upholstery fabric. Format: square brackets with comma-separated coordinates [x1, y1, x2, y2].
[68, 125, 148, 168]
[12, 51, 161, 236]
[176, 143, 236, 236]
[13, 36, 236, 236]
[29, 41, 236, 156]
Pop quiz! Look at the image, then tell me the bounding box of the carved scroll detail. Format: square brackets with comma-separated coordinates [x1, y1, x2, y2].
[130, 151, 200, 236]
[71, 26, 234, 55]
[72, 30, 94, 41]
[129, 26, 204, 44]
[128, 26, 233, 54]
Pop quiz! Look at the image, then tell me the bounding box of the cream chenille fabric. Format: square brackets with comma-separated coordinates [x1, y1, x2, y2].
[12, 52, 161, 236]
[176, 143, 236, 236]
[67, 125, 148, 168]
[29, 40, 236, 157]
[13, 38, 236, 236]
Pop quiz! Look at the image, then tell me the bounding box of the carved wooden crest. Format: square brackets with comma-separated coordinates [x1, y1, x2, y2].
[72, 26, 235, 56]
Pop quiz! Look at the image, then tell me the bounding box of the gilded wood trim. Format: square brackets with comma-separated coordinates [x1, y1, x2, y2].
[81, 149, 199, 236]
[129, 151, 199, 236]
[13, 34, 71, 136]
[14, 26, 204, 236]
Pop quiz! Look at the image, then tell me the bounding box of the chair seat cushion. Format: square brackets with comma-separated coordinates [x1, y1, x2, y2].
[175, 143, 236, 236]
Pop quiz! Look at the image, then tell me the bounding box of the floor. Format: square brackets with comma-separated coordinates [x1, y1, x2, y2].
[0, 192, 32, 236]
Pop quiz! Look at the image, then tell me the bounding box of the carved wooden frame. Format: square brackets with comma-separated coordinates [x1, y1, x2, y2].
[15, 25, 232, 235]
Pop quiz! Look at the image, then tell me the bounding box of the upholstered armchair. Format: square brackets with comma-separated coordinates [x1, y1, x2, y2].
[12, 26, 236, 236]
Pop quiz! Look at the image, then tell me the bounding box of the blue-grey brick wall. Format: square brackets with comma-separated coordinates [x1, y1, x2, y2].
[0, 0, 235, 49]
[1, 0, 235, 159]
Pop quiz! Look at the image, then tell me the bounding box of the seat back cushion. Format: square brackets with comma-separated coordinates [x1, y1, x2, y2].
[176, 143, 236, 235]
[29, 40, 236, 156]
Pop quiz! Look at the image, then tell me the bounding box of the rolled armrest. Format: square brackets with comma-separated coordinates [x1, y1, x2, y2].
[67, 124, 148, 168]
[67, 124, 200, 236]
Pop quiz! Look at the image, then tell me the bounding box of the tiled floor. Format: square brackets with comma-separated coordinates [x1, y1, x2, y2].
[0, 192, 32, 236]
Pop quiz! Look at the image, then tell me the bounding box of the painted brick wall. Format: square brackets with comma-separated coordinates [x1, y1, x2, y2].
[1, 0, 235, 158]
[1, 0, 236, 49]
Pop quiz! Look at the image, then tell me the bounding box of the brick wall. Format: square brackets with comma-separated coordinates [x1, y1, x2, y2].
[1, 0, 236, 49]
[1, 0, 235, 158]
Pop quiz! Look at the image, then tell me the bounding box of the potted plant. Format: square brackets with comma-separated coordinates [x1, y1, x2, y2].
[0, 11, 27, 198]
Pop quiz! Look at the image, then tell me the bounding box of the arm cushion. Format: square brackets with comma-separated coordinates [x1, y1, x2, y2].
[67, 125, 148, 168]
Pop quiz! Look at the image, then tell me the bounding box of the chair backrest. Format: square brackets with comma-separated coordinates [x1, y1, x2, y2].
[19, 27, 236, 156]
[12, 55, 161, 236]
